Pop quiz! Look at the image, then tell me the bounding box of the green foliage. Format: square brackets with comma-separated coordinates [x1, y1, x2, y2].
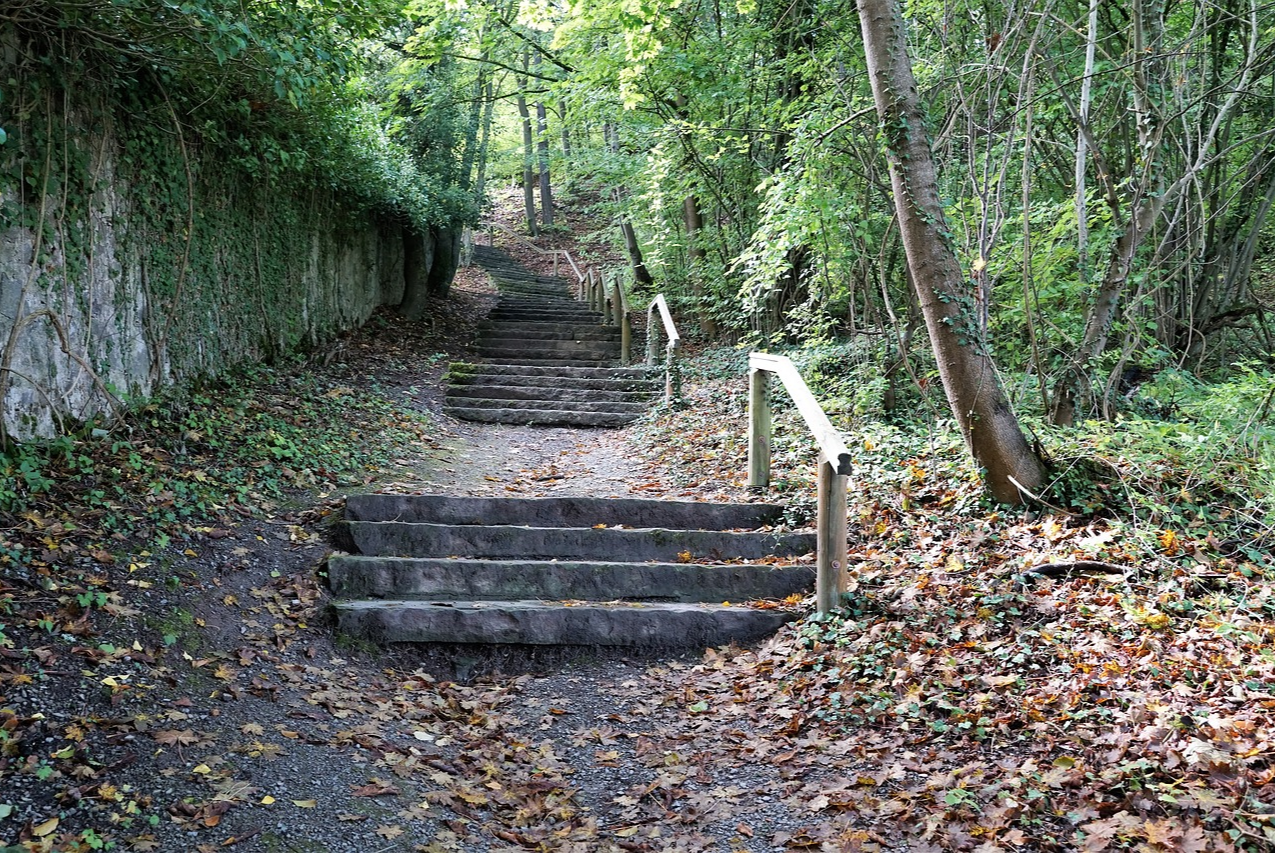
[0, 358, 436, 565]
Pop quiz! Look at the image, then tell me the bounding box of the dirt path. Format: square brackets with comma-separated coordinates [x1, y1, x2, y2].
[1, 227, 842, 853]
[88, 414, 825, 853]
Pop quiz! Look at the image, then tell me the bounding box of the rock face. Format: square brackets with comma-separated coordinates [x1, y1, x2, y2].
[443, 246, 656, 427]
[0, 90, 455, 440]
[330, 495, 815, 649]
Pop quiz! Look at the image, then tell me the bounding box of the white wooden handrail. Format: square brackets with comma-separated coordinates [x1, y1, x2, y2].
[646, 294, 681, 403]
[747, 353, 850, 614]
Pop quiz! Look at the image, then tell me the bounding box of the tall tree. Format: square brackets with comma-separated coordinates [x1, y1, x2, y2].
[515, 48, 538, 235]
[856, 0, 1046, 503]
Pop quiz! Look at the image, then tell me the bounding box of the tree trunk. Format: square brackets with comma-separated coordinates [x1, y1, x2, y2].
[515, 53, 537, 236]
[426, 226, 461, 300]
[606, 122, 654, 287]
[682, 194, 719, 336]
[857, 0, 1045, 503]
[398, 224, 436, 320]
[474, 78, 495, 206]
[559, 99, 572, 159]
[458, 51, 489, 194]
[1074, 0, 1099, 282]
[536, 99, 555, 227]
[534, 54, 554, 227]
[620, 218, 654, 287]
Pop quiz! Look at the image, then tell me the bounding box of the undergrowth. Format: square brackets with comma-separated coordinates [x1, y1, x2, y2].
[639, 342, 1275, 564]
[0, 359, 434, 580]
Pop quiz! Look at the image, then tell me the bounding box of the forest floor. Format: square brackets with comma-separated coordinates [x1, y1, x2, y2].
[2, 192, 1274, 853]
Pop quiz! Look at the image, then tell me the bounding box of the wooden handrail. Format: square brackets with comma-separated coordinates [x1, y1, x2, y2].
[480, 221, 634, 364]
[646, 294, 681, 403]
[747, 353, 850, 614]
[483, 221, 586, 284]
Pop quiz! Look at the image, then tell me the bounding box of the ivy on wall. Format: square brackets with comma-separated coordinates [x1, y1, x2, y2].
[0, 3, 475, 441]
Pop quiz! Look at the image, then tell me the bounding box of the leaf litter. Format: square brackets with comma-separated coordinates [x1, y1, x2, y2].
[2, 219, 1274, 851]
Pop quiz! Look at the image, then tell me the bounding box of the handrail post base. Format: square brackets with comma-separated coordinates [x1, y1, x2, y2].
[816, 453, 849, 615]
[747, 367, 771, 489]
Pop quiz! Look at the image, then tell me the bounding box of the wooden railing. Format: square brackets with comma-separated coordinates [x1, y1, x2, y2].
[646, 294, 681, 404]
[747, 353, 851, 614]
[481, 221, 633, 365]
[484, 222, 583, 281]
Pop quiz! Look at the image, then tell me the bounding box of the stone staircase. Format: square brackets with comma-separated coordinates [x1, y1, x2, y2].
[443, 245, 655, 427]
[329, 495, 815, 649]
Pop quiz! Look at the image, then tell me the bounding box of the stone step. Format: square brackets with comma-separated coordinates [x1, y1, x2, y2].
[328, 556, 813, 602]
[495, 288, 574, 300]
[474, 357, 617, 368]
[332, 599, 795, 647]
[479, 336, 620, 351]
[497, 284, 579, 293]
[477, 326, 621, 342]
[449, 373, 657, 392]
[448, 362, 651, 380]
[495, 297, 587, 309]
[478, 344, 620, 360]
[345, 494, 786, 530]
[442, 405, 636, 425]
[486, 310, 604, 321]
[446, 383, 652, 404]
[444, 396, 645, 414]
[346, 521, 816, 562]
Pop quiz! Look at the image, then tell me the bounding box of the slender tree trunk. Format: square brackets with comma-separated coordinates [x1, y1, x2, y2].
[474, 78, 495, 206]
[534, 54, 554, 227]
[606, 121, 654, 286]
[1075, 0, 1099, 281]
[536, 99, 554, 227]
[457, 47, 489, 194]
[559, 99, 572, 159]
[515, 52, 537, 235]
[682, 193, 719, 336]
[857, 0, 1044, 503]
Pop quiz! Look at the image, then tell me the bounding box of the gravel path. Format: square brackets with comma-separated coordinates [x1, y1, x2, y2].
[1, 260, 852, 852]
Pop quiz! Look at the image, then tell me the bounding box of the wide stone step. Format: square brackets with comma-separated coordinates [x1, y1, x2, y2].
[443, 405, 636, 425]
[445, 397, 645, 414]
[345, 495, 786, 529]
[490, 270, 573, 282]
[328, 557, 814, 602]
[332, 599, 795, 647]
[475, 357, 617, 368]
[479, 331, 617, 346]
[449, 373, 657, 392]
[495, 289, 575, 300]
[347, 521, 816, 562]
[492, 281, 575, 292]
[449, 362, 651, 380]
[486, 310, 604, 321]
[446, 384, 651, 404]
[477, 326, 621, 342]
[478, 345, 620, 361]
[491, 295, 590, 303]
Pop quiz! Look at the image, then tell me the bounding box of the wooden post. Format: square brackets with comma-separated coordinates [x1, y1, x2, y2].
[815, 453, 849, 614]
[646, 304, 659, 366]
[609, 275, 622, 327]
[664, 345, 676, 404]
[553, 252, 559, 277]
[619, 280, 632, 364]
[747, 367, 771, 489]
